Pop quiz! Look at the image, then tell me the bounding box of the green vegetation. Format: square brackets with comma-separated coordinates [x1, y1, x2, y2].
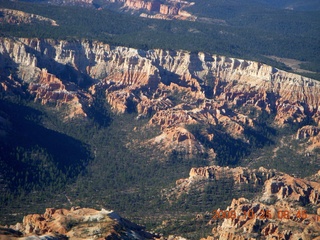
[186, 109, 276, 166]
[0, 92, 209, 234]
[1, 0, 320, 237]
[0, 91, 276, 238]
[0, 0, 319, 79]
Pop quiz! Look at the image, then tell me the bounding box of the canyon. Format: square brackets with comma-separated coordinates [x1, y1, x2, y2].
[1, 37, 320, 156]
[1, 36, 320, 239]
[0, 0, 320, 238]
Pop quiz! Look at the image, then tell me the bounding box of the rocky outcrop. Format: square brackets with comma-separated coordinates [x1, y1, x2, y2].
[150, 108, 198, 130]
[296, 125, 320, 140]
[28, 69, 88, 118]
[3, 38, 320, 122]
[125, 0, 161, 12]
[261, 174, 320, 204]
[159, 4, 179, 15]
[0, 74, 24, 95]
[0, 207, 193, 240]
[3, 207, 157, 239]
[123, 0, 196, 21]
[30, 69, 72, 104]
[150, 126, 205, 155]
[162, 166, 277, 200]
[204, 173, 320, 240]
[188, 166, 276, 184]
[174, 166, 320, 206]
[308, 134, 320, 151]
[1, 37, 320, 153]
[208, 198, 320, 240]
[137, 92, 173, 116]
[296, 125, 320, 152]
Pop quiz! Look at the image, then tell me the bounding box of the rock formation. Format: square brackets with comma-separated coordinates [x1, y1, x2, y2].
[1, 207, 157, 239]
[150, 126, 205, 155]
[113, 0, 196, 21]
[1, 37, 320, 154]
[0, 207, 193, 240]
[201, 170, 320, 240]
[296, 126, 320, 140]
[261, 173, 320, 204]
[296, 125, 320, 152]
[162, 166, 277, 200]
[206, 198, 320, 240]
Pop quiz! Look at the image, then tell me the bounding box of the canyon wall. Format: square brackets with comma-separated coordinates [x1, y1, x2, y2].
[1, 37, 320, 154]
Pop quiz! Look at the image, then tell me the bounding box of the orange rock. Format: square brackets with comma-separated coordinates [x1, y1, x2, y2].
[6, 207, 157, 239]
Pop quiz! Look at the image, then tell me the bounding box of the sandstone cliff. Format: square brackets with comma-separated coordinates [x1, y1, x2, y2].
[1, 37, 320, 155]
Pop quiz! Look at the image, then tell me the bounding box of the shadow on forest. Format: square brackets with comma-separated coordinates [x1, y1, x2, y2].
[0, 99, 91, 189]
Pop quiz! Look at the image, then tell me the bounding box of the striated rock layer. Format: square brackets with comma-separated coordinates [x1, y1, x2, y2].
[1, 37, 320, 154]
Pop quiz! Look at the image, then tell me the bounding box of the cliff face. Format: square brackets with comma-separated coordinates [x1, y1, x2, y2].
[1, 37, 320, 154]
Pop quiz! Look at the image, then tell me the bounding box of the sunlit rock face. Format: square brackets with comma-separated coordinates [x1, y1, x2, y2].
[1, 37, 320, 154]
[197, 168, 320, 240]
[1, 207, 157, 239]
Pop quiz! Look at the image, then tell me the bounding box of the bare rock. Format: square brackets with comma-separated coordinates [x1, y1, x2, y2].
[1, 37, 320, 154]
[3, 207, 157, 239]
[296, 125, 320, 140]
[163, 166, 277, 200]
[150, 126, 204, 155]
[262, 174, 320, 204]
